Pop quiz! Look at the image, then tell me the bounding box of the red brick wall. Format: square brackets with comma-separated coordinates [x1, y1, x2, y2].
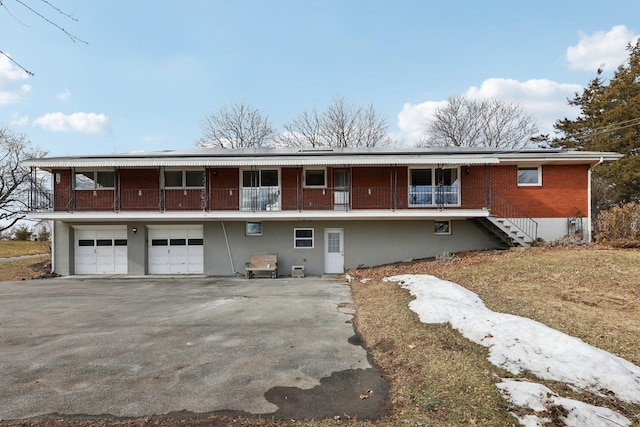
[351, 166, 408, 209]
[52, 169, 72, 210]
[281, 168, 301, 210]
[208, 168, 239, 210]
[50, 163, 589, 217]
[119, 169, 160, 210]
[475, 165, 589, 218]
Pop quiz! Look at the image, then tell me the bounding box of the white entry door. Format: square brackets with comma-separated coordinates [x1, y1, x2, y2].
[75, 227, 127, 274]
[148, 225, 203, 274]
[324, 228, 344, 273]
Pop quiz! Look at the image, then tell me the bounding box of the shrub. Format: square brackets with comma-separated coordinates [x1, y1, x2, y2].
[13, 225, 32, 241]
[595, 202, 640, 242]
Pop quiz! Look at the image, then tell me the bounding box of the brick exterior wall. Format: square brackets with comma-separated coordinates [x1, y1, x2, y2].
[49, 164, 590, 218]
[52, 169, 72, 210]
[208, 167, 239, 210]
[485, 165, 589, 218]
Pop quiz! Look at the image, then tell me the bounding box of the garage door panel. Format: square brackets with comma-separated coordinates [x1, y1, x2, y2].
[75, 227, 127, 275]
[148, 226, 203, 275]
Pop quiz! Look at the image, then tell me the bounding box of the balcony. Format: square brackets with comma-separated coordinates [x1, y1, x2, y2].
[30, 185, 476, 213]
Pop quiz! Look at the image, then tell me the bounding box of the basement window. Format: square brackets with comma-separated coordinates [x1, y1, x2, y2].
[246, 222, 263, 236]
[434, 220, 451, 235]
[294, 228, 314, 248]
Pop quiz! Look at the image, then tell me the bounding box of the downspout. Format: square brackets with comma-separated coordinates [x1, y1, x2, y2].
[220, 220, 238, 275]
[51, 220, 55, 274]
[587, 157, 604, 242]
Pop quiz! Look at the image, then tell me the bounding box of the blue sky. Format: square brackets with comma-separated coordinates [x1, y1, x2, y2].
[1, 0, 639, 156]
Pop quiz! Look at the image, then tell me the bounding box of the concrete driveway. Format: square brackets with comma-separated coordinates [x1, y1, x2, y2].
[0, 276, 387, 421]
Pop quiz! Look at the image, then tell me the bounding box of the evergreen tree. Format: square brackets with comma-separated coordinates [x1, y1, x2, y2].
[554, 40, 640, 205]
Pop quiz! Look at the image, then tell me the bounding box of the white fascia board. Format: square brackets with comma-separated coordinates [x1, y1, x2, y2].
[27, 209, 491, 222]
[24, 155, 501, 169]
[497, 151, 623, 164]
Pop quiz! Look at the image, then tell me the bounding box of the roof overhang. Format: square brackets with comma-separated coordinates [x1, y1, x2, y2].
[23, 148, 622, 170]
[24, 155, 500, 169]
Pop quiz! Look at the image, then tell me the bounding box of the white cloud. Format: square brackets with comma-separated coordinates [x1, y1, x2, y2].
[566, 25, 639, 71]
[0, 54, 31, 105]
[397, 78, 582, 145]
[57, 89, 71, 101]
[10, 113, 29, 127]
[32, 112, 111, 134]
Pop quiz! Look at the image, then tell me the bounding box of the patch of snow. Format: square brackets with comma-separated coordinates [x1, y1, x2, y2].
[497, 379, 631, 427]
[385, 274, 640, 404]
[360, 278, 371, 283]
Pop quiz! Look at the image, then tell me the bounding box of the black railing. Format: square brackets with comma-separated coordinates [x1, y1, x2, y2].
[486, 187, 538, 241]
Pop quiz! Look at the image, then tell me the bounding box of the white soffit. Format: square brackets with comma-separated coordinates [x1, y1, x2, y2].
[24, 156, 501, 168]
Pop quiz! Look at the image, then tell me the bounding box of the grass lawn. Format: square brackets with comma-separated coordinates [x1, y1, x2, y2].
[0, 246, 638, 426]
[349, 246, 640, 426]
[0, 240, 50, 258]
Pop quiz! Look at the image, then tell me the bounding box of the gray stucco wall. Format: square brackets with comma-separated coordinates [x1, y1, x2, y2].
[53, 218, 501, 277]
[53, 220, 72, 276]
[127, 223, 147, 276]
[203, 219, 499, 276]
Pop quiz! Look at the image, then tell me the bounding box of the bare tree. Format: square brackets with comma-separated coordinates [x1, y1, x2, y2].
[1, 0, 86, 76]
[279, 108, 324, 148]
[197, 102, 276, 149]
[419, 95, 539, 149]
[277, 96, 393, 148]
[0, 125, 47, 233]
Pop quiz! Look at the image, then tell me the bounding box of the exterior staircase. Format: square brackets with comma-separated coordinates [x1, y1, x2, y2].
[472, 188, 538, 247]
[473, 216, 536, 247]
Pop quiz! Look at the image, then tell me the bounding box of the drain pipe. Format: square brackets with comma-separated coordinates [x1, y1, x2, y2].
[221, 221, 237, 275]
[587, 156, 604, 242]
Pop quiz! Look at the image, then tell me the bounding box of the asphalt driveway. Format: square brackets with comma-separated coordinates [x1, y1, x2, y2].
[0, 276, 387, 421]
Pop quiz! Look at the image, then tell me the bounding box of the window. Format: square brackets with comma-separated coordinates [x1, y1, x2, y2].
[434, 220, 451, 235]
[294, 228, 314, 248]
[409, 167, 460, 206]
[164, 170, 204, 188]
[304, 169, 326, 187]
[517, 166, 542, 186]
[75, 170, 115, 190]
[241, 169, 281, 211]
[246, 222, 263, 236]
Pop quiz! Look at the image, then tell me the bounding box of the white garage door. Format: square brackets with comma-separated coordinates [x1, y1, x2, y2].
[75, 227, 128, 274]
[148, 225, 203, 274]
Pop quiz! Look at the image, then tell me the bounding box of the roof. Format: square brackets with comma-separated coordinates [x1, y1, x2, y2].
[23, 146, 623, 169]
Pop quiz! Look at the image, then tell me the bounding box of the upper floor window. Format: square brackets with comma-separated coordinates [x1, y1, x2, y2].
[409, 167, 460, 206]
[304, 168, 326, 187]
[164, 170, 204, 188]
[517, 166, 542, 186]
[242, 169, 279, 188]
[241, 169, 280, 211]
[75, 170, 115, 190]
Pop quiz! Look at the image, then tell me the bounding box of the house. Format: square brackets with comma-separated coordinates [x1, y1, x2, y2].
[24, 147, 621, 276]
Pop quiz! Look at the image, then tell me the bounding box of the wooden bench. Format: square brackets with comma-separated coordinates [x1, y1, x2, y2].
[245, 253, 278, 279]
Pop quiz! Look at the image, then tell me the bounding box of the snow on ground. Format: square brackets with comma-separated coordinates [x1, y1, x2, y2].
[497, 379, 631, 427]
[384, 274, 640, 426]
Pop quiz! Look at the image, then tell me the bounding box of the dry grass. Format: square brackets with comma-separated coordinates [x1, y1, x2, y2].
[0, 240, 50, 258]
[348, 246, 640, 426]
[0, 256, 52, 281]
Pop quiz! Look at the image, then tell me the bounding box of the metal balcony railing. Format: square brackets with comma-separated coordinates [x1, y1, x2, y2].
[30, 185, 533, 223]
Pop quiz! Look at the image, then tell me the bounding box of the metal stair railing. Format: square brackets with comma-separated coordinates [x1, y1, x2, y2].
[486, 187, 538, 242]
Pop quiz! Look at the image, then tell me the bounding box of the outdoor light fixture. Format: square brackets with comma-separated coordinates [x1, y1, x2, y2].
[132, 227, 137, 233]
